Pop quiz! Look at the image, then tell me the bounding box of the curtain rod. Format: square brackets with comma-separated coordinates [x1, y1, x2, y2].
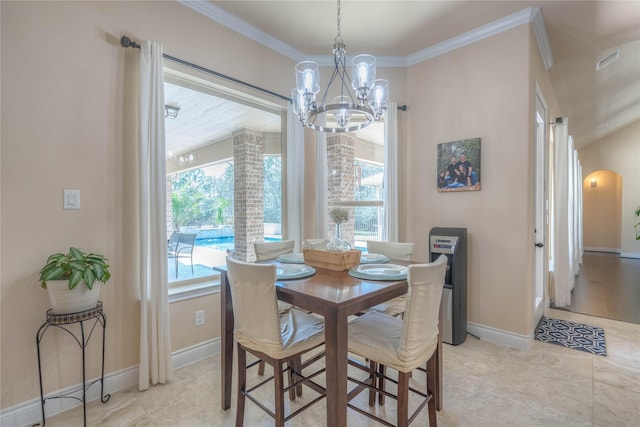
[120, 35, 291, 102]
[120, 35, 407, 111]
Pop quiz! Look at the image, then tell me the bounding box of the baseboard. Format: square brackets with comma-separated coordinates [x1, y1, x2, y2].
[584, 247, 639, 259]
[467, 322, 533, 351]
[172, 338, 220, 370]
[1, 338, 220, 427]
[584, 247, 620, 254]
[620, 252, 640, 259]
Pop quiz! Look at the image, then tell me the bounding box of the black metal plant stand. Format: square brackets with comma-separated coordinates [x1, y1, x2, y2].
[36, 302, 110, 426]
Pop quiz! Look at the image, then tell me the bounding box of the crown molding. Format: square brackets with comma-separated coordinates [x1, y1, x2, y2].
[530, 7, 555, 70]
[180, 2, 552, 70]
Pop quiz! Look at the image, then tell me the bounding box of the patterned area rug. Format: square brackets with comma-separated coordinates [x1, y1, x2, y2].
[535, 317, 607, 356]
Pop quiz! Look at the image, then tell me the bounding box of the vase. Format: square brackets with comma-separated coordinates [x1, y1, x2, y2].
[46, 280, 102, 314]
[326, 223, 352, 252]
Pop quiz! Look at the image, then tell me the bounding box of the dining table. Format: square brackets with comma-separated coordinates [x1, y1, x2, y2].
[215, 258, 443, 427]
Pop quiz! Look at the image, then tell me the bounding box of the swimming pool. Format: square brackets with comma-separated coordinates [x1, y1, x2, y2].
[195, 236, 280, 251]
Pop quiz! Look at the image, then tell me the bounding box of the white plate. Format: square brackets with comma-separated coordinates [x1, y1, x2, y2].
[349, 263, 407, 281]
[277, 253, 305, 263]
[276, 264, 316, 280]
[360, 253, 390, 264]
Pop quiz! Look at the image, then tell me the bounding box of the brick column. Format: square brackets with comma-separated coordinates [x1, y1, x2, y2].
[327, 134, 355, 244]
[233, 130, 264, 261]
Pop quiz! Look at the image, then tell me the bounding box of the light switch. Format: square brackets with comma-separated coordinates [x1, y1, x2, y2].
[63, 189, 80, 210]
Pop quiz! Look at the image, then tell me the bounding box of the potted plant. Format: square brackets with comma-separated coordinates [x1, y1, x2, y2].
[39, 247, 111, 314]
[327, 207, 352, 252]
[635, 206, 640, 241]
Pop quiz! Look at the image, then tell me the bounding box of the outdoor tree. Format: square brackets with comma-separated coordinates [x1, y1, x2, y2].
[264, 156, 282, 224]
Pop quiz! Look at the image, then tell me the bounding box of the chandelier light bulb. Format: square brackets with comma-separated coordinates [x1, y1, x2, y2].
[370, 79, 389, 118]
[304, 70, 315, 91]
[295, 61, 320, 96]
[292, 89, 306, 118]
[332, 96, 352, 129]
[351, 54, 376, 102]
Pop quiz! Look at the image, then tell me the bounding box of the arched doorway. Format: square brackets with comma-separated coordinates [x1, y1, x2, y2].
[582, 170, 622, 253]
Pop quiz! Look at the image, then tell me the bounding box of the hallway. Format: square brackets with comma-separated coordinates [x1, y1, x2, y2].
[567, 251, 640, 324]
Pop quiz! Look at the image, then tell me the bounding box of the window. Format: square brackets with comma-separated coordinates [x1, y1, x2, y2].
[327, 122, 385, 249]
[164, 73, 283, 291]
[353, 160, 384, 245]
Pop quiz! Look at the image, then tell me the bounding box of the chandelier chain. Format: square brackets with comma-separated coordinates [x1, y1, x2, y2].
[335, 0, 342, 46]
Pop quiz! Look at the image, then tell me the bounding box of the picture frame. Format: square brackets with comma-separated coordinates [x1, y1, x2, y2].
[437, 138, 481, 192]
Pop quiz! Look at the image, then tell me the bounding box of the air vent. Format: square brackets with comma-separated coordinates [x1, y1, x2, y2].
[596, 49, 620, 71]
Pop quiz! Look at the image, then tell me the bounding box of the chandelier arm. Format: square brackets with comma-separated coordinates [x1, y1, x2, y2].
[337, 55, 356, 103]
[320, 65, 341, 106]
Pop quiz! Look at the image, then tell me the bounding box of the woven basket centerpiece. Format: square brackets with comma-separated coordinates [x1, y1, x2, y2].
[303, 248, 361, 271]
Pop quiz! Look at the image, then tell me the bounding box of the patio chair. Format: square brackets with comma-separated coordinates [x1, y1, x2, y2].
[168, 233, 197, 278]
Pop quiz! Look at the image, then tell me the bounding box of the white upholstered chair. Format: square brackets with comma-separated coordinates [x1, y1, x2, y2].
[226, 256, 326, 427]
[302, 238, 330, 250]
[366, 240, 415, 261]
[346, 254, 447, 427]
[366, 241, 416, 317]
[253, 239, 296, 316]
[254, 239, 295, 261]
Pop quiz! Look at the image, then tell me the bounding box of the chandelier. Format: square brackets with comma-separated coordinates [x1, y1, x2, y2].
[291, 0, 388, 133]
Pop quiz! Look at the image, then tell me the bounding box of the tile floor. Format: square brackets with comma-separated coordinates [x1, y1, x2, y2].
[42, 308, 640, 426]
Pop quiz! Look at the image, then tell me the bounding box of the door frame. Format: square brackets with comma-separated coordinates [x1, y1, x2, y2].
[534, 83, 548, 328]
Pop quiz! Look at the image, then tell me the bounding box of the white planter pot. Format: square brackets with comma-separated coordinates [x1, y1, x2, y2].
[46, 280, 102, 314]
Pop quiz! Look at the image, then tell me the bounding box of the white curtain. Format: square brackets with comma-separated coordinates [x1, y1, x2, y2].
[577, 162, 584, 266]
[286, 104, 305, 251]
[572, 146, 583, 274]
[138, 40, 173, 390]
[315, 132, 328, 239]
[552, 119, 572, 306]
[383, 102, 399, 242]
[551, 120, 583, 307]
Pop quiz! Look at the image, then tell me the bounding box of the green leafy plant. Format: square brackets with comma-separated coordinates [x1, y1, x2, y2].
[39, 247, 111, 290]
[635, 206, 640, 241]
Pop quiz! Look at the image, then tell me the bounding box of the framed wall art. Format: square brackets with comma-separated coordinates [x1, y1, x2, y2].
[437, 137, 481, 192]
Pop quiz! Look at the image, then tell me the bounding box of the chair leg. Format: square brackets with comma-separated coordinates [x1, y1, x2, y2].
[378, 364, 386, 405]
[236, 345, 247, 427]
[397, 371, 410, 427]
[190, 253, 194, 274]
[368, 360, 377, 407]
[175, 256, 179, 278]
[258, 360, 265, 376]
[287, 359, 296, 401]
[295, 356, 303, 397]
[426, 355, 438, 427]
[274, 359, 285, 427]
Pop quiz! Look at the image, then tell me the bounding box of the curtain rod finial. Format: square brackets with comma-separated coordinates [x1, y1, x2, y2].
[120, 35, 140, 49]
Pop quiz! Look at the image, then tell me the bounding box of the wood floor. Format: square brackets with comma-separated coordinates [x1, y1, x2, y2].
[565, 251, 640, 324]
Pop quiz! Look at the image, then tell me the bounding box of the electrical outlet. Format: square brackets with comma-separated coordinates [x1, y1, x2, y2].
[195, 310, 205, 326]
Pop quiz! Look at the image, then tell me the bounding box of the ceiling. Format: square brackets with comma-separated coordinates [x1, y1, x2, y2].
[170, 0, 640, 153]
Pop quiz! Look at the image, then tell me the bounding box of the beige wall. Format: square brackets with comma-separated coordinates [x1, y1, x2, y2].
[1, 0, 563, 413]
[582, 170, 623, 251]
[578, 120, 640, 257]
[404, 24, 550, 337]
